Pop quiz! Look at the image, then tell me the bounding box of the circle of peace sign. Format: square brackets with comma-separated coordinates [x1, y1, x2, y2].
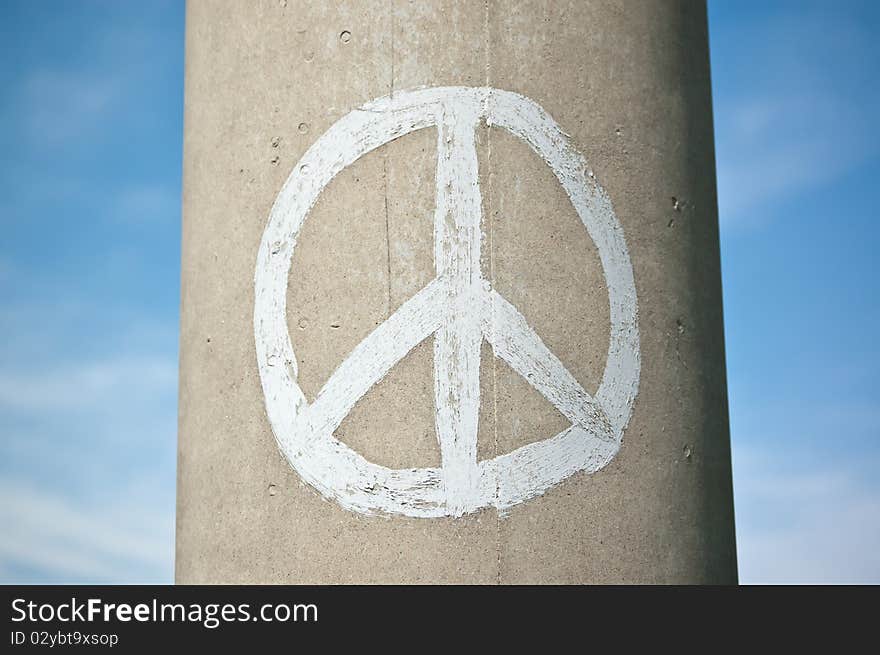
[255, 87, 640, 518]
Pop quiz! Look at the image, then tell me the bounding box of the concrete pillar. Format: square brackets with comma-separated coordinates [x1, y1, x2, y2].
[176, 0, 737, 583]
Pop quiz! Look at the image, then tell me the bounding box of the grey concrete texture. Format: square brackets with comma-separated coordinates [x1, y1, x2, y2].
[177, 0, 737, 583]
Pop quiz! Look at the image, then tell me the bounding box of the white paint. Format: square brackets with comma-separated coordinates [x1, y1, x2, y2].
[254, 87, 640, 518]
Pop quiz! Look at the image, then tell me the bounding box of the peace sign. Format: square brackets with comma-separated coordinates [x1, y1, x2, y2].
[255, 87, 640, 518]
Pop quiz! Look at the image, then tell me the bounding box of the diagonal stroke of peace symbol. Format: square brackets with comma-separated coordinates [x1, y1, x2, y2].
[254, 87, 640, 518]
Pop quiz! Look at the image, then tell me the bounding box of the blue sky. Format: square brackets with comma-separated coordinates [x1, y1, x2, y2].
[711, 0, 880, 582]
[0, 1, 182, 582]
[0, 1, 877, 583]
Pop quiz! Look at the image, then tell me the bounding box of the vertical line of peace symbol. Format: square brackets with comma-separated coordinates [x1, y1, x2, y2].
[254, 87, 640, 518]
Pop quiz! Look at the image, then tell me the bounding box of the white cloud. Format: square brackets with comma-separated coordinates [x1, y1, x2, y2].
[19, 69, 122, 146]
[0, 478, 173, 583]
[733, 448, 880, 584]
[717, 93, 874, 227]
[713, 9, 880, 229]
[0, 355, 176, 414]
[0, 318, 178, 582]
[113, 184, 178, 225]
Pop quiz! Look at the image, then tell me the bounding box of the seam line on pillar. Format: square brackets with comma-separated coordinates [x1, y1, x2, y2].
[484, 0, 502, 588]
[383, 0, 395, 316]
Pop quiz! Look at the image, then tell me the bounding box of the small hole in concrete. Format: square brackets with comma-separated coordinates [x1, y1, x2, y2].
[340, 30, 352, 44]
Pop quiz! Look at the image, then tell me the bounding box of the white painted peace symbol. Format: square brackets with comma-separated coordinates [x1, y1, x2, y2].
[254, 87, 640, 518]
